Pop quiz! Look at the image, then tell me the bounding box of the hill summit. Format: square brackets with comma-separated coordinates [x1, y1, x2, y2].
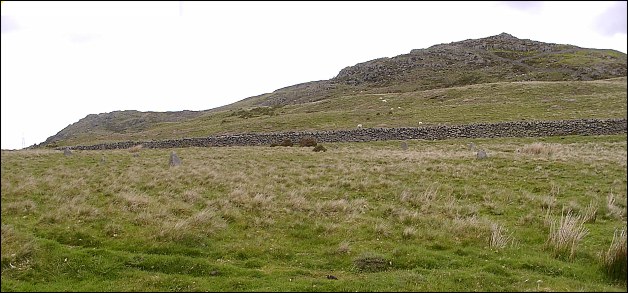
[255, 32, 626, 106]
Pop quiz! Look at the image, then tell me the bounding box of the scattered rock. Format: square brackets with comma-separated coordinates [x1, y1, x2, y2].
[209, 270, 219, 276]
[169, 151, 181, 166]
[468, 142, 476, 150]
[400, 141, 408, 150]
[64, 148, 72, 156]
[477, 149, 488, 159]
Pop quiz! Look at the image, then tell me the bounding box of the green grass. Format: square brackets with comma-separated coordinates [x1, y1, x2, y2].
[2, 134, 626, 291]
[49, 77, 627, 147]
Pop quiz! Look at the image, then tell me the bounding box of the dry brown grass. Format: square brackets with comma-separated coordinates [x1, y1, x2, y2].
[606, 191, 627, 220]
[128, 144, 144, 153]
[399, 184, 440, 209]
[2, 199, 37, 216]
[373, 221, 392, 238]
[402, 226, 417, 239]
[489, 223, 512, 250]
[546, 211, 589, 260]
[582, 200, 598, 224]
[157, 208, 227, 242]
[445, 215, 488, 244]
[336, 241, 351, 254]
[520, 142, 562, 156]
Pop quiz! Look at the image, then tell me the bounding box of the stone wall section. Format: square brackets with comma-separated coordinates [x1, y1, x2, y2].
[62, 118, 627, 151]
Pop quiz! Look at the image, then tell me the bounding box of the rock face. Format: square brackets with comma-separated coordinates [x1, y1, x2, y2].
[61, 118, 626, 151]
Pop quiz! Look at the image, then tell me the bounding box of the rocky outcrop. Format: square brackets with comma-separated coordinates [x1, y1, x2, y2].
[61, 118, 627, 151]
[332, 33, 627, 87]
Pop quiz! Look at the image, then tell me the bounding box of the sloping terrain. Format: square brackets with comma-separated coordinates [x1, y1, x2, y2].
[44, 78, 627, 148]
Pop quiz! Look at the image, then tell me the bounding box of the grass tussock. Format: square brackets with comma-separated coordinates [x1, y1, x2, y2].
[582, 200, 598, 224]
[546, 211, 589, 260]
[336, 241, 351, 254]
[402, 226, 417, 239]
[1, 224, 37, 271]
[489, 223, 512, 250]
[602, 228, 627, 281]
[520, 142, 562, 156]
[157, 208, 227, 242]
[128, 144, 144, 153]
[353, 253, 390, 272]
[606, 191, 627, 220]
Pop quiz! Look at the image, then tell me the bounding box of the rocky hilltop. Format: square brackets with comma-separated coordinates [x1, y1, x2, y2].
[254, 33, 626, 107]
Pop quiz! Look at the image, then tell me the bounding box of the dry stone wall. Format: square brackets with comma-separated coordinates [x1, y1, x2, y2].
[62, 118, 627, 151]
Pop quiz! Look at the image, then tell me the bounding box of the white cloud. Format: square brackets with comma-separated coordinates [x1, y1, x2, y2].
[1, 1, 626, 149]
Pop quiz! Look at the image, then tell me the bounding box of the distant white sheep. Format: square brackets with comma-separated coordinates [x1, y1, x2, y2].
[381, 99, 387, 102]
[418, 121, 423, 125]
[357, 124, 363, 129]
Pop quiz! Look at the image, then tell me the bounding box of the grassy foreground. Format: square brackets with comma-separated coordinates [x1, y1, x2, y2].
[2, 135, 626, 291]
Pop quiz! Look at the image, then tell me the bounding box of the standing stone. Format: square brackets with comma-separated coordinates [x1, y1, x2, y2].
[64, 148, 72, 156]
[476, 149, 488, 160]
[169, 151, 181, 167]
[400, 141, 408, 150]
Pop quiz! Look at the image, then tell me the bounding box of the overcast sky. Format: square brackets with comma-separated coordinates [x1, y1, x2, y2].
[1, 1, 626, 150]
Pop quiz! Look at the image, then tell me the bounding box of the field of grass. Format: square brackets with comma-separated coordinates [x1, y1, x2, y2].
[51, 77, 627, 147]
[2, 134, 626, 291]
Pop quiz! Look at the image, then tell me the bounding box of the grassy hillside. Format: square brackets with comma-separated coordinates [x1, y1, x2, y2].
[39, 33, 627, 148]
[47, 77, 627, 147]
[2, 135, 626, 291]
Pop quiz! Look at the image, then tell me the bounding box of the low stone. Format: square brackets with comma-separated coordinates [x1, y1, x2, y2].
[169, 151, 181, 167]
[477, 149, 488, 159]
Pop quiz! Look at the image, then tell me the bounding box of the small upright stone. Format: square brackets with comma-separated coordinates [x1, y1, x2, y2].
[64, 148, 72, 156]
[476, 149, 488, 160]
[169, 151, 181, 167]
[400, 141, 408, 150]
